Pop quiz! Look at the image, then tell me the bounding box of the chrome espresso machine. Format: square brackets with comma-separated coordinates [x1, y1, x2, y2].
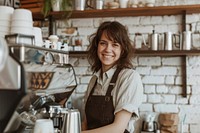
[0, 36, 81, 133]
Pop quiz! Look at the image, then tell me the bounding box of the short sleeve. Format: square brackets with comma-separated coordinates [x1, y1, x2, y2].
[113, 69, 144, 119]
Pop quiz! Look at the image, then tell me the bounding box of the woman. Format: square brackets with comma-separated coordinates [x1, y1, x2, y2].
[82, 21, 143, 133]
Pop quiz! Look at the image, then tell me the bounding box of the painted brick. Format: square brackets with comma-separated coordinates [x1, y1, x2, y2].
[162, 15, 182, 25]
[139, 103, 153, 112]
[165, 76, 175, 84]
[72, 18, 93, 27]
[144, 85, 156, 94]
[190, 124, 200, 133]
[140, 16, 152, 25]
[156, 85, 169, 94]
[143, 94, 147, 102]
[190, 95, 200, 105]
[142, 76, 165, 84]
[56, 19, 72, 28]
[148, 94, 161, 103]
[128, 25, 153, 34]
[150, 67, 177, 75]
[115, 17, 140, 25]
[188, 56, 200, 66]
[191, 85, 200, 94]
[154, 104, 179, 113]
[154, 25, 168, 33]
[161, 95, 176, 103]
[162, 57, 182, 66]
[168, 24, 182, 33]
[176, 95, 189, 104]
[135, 67, 151, 75]
[78, 27, 97, 36]
[168, 86, 182, 95]
[185, 114, 200, 124]
[187, 76, 200, 85]
[186, 14, 200, 24]
[150, 16, 163, 25]
[187, 66, 200, 76]
[93, 17, 115, 27]
[175, 76, 182, 85]
[138, 57, 161, 66]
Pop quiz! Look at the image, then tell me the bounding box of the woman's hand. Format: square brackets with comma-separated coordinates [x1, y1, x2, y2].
[81, 110, 132, 133]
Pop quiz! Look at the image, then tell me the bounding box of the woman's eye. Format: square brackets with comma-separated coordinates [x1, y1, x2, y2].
[113, 43, 120, 47]
[99, 41, 106, 45]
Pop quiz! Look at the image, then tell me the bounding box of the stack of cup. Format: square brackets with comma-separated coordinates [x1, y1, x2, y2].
[33, 27, 43, 47]
[33, 119, 54, 133]
[10, 9, 34, 45]
[11, 9, 33, 35]
[0, 6, 14, 38]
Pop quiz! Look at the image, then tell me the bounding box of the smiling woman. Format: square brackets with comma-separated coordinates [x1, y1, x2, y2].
[82, 21, 144, 133]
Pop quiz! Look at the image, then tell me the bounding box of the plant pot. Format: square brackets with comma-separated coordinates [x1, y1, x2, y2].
[51, 0, 62, 11]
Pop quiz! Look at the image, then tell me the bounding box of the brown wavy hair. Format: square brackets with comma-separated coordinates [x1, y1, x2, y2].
[87, 21, 135, 72]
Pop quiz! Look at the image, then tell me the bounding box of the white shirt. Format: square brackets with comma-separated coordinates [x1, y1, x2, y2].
[84, 67, 144, 132]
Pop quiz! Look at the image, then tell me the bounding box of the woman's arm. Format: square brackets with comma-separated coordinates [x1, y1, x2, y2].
[81, 116, 87, 131]
[81, 109, 132, 133]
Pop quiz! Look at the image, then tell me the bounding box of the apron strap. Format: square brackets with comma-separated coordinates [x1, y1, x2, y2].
[88, 77, 97, 97]
[106, 67, 122, 96]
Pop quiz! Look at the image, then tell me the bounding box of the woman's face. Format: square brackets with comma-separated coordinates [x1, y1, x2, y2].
[97, 32, 122, 72]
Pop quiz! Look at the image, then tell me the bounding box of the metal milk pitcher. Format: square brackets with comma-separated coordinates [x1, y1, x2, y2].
[181, 31, 192, 50]
[163, 32, 179, 50]
[148, 30, 160, 51]
[61, 109, 81, 133]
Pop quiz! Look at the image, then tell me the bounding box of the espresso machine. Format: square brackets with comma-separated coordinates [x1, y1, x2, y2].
[0, 38, 81, 133]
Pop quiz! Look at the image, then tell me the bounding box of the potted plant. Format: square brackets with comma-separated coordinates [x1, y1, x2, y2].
[42, 0, 73, 17]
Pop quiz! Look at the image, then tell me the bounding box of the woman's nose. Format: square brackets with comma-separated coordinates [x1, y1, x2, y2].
[105, 44, 112, 51]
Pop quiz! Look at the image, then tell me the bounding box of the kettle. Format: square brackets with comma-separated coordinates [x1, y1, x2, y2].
[141, 114, 158, 132]
[61, 109, 81, 133]
[142, 120, 158, 132]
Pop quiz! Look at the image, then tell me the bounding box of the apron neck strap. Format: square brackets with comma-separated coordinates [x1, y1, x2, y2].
[106, 67, 122, 96]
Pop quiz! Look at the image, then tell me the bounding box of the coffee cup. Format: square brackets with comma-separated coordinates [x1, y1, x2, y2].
[33, 119, 54, 133]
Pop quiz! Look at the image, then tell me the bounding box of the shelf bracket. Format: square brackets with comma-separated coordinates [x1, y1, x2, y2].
[181, 55, 187, 97]
[182, 10, 186, 32]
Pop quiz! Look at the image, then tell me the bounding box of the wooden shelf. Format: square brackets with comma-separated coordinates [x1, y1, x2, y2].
[32, 4, 200, 20]
[69, 49, 200, 57]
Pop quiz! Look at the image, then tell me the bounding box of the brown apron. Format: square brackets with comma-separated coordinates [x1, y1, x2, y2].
[85, 68, 129, 133]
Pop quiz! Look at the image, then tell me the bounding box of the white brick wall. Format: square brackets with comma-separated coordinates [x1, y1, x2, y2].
[55, 1, 200, 132]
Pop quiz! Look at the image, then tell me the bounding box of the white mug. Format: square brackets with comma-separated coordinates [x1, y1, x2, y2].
[33, 119, 54, 133]
[119, 0, 129, 8]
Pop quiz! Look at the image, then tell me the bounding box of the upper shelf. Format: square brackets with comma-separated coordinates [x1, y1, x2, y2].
[69, 49, 200, 57]
[32, 5, 200, 20]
